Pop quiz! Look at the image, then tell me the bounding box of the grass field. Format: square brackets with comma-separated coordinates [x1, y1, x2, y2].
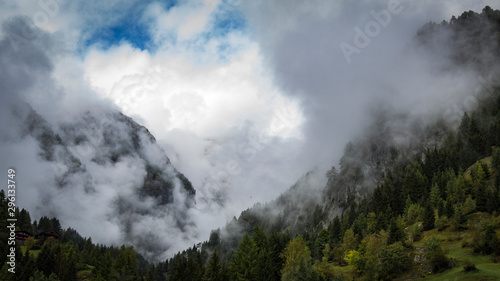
[20, 246, 41, 258]
[412, 212, 500, 281]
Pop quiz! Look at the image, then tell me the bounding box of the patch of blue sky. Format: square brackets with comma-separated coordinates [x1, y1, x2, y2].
[79, 0, 177, 53]
[210, 4, 246, 37]
[184, 5, 247, 63]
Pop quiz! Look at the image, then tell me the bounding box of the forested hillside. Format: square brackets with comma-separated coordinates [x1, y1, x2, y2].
[155, 6, 500, 281]
[3, 6, 500, 281]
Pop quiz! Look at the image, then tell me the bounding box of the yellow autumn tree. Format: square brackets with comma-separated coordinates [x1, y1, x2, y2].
[281, 236, 319, 281]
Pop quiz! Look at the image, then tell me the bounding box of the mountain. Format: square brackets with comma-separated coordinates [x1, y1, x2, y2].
[157, 6, 500, 281]
[0, 15, 200, 260]
[11, 102, 196, 258]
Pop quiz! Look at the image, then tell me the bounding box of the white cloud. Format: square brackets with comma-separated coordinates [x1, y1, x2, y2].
[82, 24, 306, 231]
[145, 0, 219, 43]
[3, 0, 500, 259]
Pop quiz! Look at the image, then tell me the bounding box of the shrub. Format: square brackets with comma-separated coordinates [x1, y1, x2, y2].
[473, 225, 500, 255]
[435, 216, 449, 231]
[461, 240, 472, 248]
[462, 196, 476, 215]
[425, 235, 450, 273]
[463, 260, 477, 272]
[380, 242, 413, 279]
[407, 223, 422, 242]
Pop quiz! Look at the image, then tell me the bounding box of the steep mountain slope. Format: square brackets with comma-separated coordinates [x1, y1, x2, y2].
[157, 8, 500, 281]
[10, 102, 197, 258]
[165, 2, 500, 265]
[0, 15, 200, 259]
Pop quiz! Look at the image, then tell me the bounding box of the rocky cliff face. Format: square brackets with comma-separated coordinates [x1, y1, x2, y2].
[13, 102, 196, 258]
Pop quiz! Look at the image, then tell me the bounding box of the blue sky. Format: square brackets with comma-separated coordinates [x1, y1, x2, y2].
[82, 0, 175, 51]
[81, 0, 246, 54]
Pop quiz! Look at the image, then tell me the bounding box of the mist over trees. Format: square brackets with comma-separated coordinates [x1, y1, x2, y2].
[3, 5, 500, 281]
[154, 6, 500, 281]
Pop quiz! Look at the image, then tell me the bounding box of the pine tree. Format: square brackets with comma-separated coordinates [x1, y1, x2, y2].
[330, 217, 341, 244]
[208, 229, 221, 248]
[402, 163, 428, 204]
[423, 202, 435, 231]
[268, 233, 289, 281]
[252, 225, 273, 281]
[437, 200, 445, 217]
[295, 257, 320, 281]
[112, 246, 138, 280]
[36, 243, 56, 277]
[230, 234, 258, 281]
[453, 207, 466, 229]
[315, 229, 331, 255]
[468, 117, 487, 157]
[444, 200, 455, 218]
[480, 225, 499, 255]
[19, 209, 33, 232]
[19, 250, 36, 281]
[387, 217, 405, 245]
[430, 183, 441, 208]
[170, 255, 188, 281]
[476, 165, 489, 213]
[403, 195, 412, 218]
[491, 148, 500, 174]
[204, 250, 222, 281]
[0, 264, 12, 281]
[94, 251, 112, 280]
[486, 188, 499, 212]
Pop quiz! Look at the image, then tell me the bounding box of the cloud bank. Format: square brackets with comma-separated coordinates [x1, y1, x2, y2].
[1, 0, 499, 259]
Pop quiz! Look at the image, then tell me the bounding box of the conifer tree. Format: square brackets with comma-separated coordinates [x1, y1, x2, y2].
[36, 243, 57, 277]
[315, 229, 331, 254]
[230, 234, 258, 281]
[476, 185, 489, 213]
[204, 250, 222, 281]
[486, 188, 499, 212]
[453, 207, 466, 229]
[444, 200, 455, 218]
[94, 251, 112, 280]
[423, 201, 435, 231]
[330, 217, 342, 244]
[19, 208, 33, 232]
[429, 183, 441, 208]
[403, 195, 412, 218]
[252, 225, 274, 281]
[402, 163, 428, 204]
[387, 217, 405, 245]
[268, 233, 290, 281]
[19, 250, 36, 281]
